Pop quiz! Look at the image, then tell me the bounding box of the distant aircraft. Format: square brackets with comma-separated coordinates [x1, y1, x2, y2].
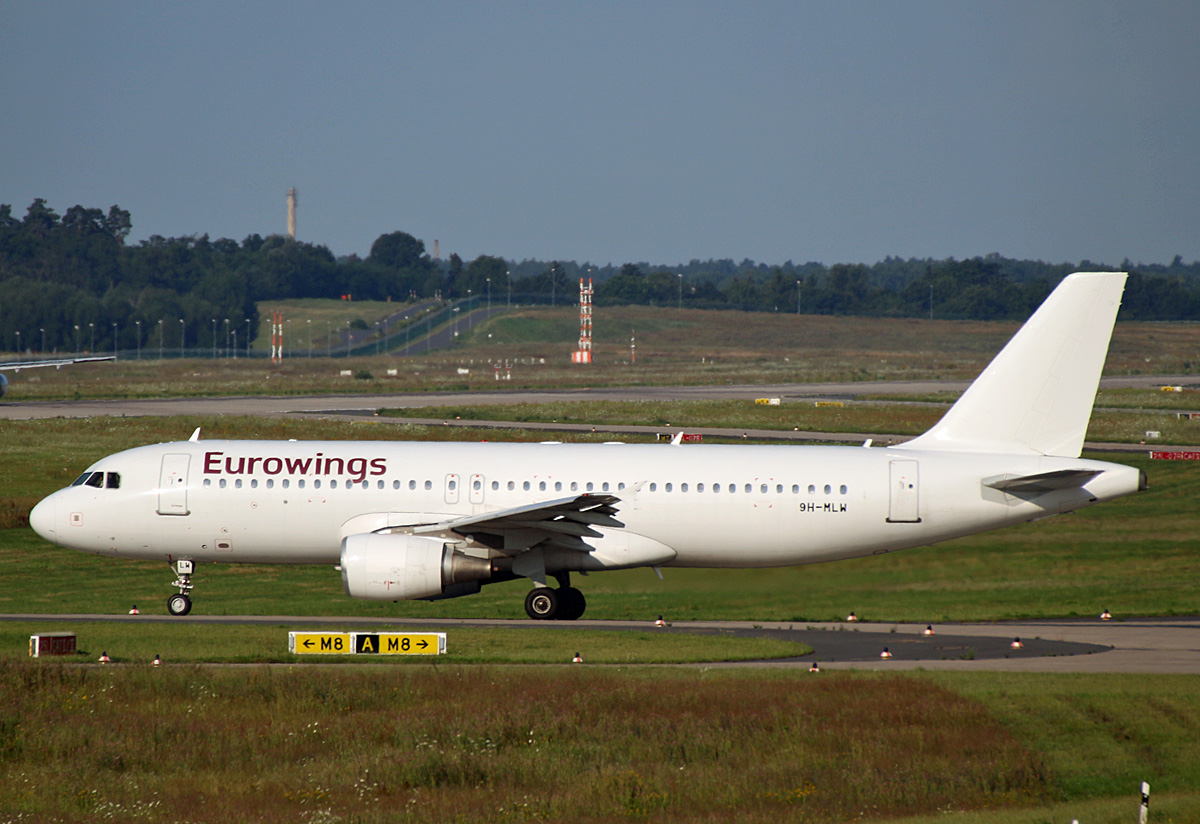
[30, 274, 1144, 619]
[0, 356, 115, 398]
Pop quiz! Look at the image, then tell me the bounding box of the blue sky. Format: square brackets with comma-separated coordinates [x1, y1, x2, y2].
[3, 2, 1197, 267]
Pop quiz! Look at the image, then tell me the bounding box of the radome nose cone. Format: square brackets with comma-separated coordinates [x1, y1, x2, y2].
[29, 496, 56, 540]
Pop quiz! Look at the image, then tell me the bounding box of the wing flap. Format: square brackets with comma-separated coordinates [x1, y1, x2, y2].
[412, 493, 623, 553]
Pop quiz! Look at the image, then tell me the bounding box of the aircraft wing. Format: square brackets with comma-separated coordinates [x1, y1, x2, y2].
[0, 356, 115, 372]
[412, 493, 624, 553]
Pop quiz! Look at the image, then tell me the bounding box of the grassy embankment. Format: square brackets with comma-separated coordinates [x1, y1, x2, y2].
[8, 303, 1200, 400]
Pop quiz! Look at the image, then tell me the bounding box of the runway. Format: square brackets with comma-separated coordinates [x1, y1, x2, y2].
[6, 614, 1197, 673]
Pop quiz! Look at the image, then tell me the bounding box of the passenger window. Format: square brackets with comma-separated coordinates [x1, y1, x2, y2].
[523, 481, 531, 491]
[219, 479, 227, 489]
[409, 480, 416, 490]
[554, 481, 562, 492]
[449, 480, 457, 491]
[203, 479, 211, 488]
[586, 482, 594, 492]
[713, 484, 720, 493]
[793, 484, 800, 494]
[602, 482, 610, 492]
[235, 479, 243, 489]
[539, 481, 547, 491]
[697, 483, 705, 493]
[106, 472, 121, 489]
[377, 480, 384, 489]
[776, 484, 783, 493]
[507, 481, 514, 491]
[570, 481, 578, 492]
[267, 479, 275, 489]
[328, 480, 335, 489]
[840, 485, 848, 494]
[313, 480, 320, 489]
[760, 484, 768, 493]
[473, 479, 481, 491]
[424, 480, 432, 490]
[681, 483, 688, 492]
[299, 480, 306, 489]
[282, 479, 290, 489]
[491, 481, 499, 491]
[808, 484, 816, 494]
[618, 482, 625, 491]
[665, 482, 673, 492]
[824, 484, 832, 494]
[649, 482, 657, 492]
[251, 479, 259, 489]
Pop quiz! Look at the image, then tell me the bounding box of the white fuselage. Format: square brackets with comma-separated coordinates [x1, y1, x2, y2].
[30, 438, 1142, 572]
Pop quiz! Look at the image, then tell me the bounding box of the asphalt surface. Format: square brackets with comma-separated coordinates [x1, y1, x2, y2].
[6, 614, 1197, 673]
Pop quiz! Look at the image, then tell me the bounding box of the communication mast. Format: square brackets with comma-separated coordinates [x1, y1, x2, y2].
[271, 311, 284, 364]
[572, 278, 593, 364]
[286, 188, 297, 239]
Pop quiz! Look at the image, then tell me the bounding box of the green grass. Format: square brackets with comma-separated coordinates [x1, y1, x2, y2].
[1, 665, 1198, 824]
[2, 416, 1194, 622]
[0, 620, 808, 665]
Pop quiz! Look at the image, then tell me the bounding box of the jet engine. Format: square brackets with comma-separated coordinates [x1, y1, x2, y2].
[340, 533, 493, 601]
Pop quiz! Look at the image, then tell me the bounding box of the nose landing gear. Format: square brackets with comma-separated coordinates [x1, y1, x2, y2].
[167, 559, 194, 616]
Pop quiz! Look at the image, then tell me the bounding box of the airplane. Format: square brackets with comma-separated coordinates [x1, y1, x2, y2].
[29, 273, 1145, 619]
[0, 356, 116, 398]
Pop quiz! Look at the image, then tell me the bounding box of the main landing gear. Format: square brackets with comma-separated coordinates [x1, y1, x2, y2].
[167, 559, 194, 616]
[524, 573, 586, 621]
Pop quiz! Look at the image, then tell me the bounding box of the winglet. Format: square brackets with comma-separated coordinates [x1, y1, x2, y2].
[895, 272, 1126, 457]
[189, 427, 201, 442]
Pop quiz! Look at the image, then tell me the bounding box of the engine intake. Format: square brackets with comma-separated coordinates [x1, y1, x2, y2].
[340, 533, 492, 601]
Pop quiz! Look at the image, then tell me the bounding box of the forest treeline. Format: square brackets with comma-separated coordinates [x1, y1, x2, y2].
[2, 199, 1198, 353]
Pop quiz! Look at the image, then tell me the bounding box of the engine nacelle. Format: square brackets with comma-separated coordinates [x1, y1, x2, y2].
[340, 533, 492, 601]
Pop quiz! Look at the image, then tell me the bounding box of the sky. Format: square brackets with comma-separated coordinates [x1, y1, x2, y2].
[2, 1, 1198, 268]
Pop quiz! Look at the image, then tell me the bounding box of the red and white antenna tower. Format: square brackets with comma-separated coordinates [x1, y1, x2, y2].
[271, 311, 283, 364]
[572, 278, 593, 364]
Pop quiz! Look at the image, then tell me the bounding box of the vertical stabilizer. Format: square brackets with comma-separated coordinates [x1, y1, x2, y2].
[895, 272, 1126, 457]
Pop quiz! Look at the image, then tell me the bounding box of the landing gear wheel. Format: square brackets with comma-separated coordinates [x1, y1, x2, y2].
[524, 587, 559, 620]
[559, 587, 586, 620]
[167, 593, 192, 616]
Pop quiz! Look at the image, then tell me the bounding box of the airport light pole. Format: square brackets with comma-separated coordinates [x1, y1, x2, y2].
[506, 269, 511, 307]
[40, 328, 45, 354]
[224, 319, 230, 358]
[307, 319, 311, 358]
[244, 319, 250, 358]
[179, 319, 185, 356]
[678, 273, 682, 310]
[211, 320, 217, 359]
[135, 321, 141, 360]
[796, 281, 801, 314]
[112, 323, 117, 357]
[14, 330, 20, 354]
[74, 324, 80, 354]
[89, 322, 95, 353]
[157, 320, 163, 361]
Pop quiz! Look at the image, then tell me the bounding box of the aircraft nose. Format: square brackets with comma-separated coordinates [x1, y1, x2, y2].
[29, 495, 57, 541]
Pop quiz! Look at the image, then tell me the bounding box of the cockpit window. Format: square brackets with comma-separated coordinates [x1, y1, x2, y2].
[84, 473, 104, 488]
[71, 471, 119, 489]
[106, 472, 120, 489]
[71, 472, 94, 487]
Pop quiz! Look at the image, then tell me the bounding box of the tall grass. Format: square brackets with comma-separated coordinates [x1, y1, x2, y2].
[0, 664, 1048, 823]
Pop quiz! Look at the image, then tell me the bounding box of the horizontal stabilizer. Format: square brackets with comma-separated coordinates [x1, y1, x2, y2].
[984, 468, 1102, 493]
